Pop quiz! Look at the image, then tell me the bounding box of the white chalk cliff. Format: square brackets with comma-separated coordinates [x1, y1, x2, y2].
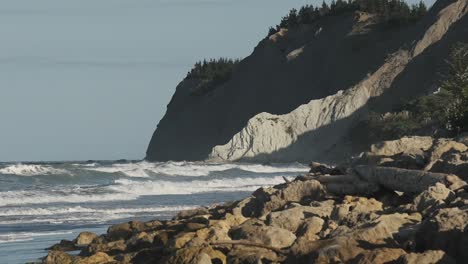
[209, 0, 468, 162]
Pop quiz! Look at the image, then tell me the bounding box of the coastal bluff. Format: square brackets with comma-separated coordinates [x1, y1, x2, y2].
[41, 135, 468, 263]
[147, 0, 468, 163]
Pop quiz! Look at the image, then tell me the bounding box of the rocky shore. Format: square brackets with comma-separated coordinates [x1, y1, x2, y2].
[41, 136, 468, 264]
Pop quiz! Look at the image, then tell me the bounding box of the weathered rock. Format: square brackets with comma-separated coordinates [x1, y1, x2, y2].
[332, 196, 383, 226]
[397, 250, 456, 264]
[175, 207, 210, 220]
[266, 206, 305, 232]
[304, 201, 331, 217]
[43, 251, 73, 264]
[165, 246, 226, 264]
[226, 246, 280, 264]
[309, 162, 343, 175]
[83, 239, 126, 256]
[352, 248, 407, 264]
[107, 222, 133, 241]
[168, 232, 196, 249]
[354, 166, 466, 193]
[297, 216, 324, 240]
[430, 152, 468, 181]
[412, 183, 454, 215]
[368, 136, 434, 157]
[47, 240, 78, 252]
[425, 139, 468, 170]
[415, 207, 468, 262]
[74, 252, 114, 264]
[230, 219, 296, 248]
[126, 232, 153, 252]
[75, 232, 98, 246]
[242, 180, 326, 217]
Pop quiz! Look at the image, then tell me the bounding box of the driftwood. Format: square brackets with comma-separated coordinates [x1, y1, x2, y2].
[210, 240, 287, 255]
[311, 166, 467, 195]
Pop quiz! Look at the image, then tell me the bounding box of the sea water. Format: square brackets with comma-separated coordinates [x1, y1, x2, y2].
[0, 161, 308, 263]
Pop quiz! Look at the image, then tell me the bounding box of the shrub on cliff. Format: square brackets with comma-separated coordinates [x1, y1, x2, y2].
[186, 58, 240, 96]
[440, 42, 468, 133]
[355, 42, 468, 142]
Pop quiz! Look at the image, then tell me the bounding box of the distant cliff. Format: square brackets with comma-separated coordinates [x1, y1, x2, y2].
[147, 0, 468, 162]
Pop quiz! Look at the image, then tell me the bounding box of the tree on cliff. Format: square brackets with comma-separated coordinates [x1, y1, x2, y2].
[186, 58, 241, 96]
[442, 42, 468, 133]
[267, 0, 427, 37]
[355, 42, 468, 141]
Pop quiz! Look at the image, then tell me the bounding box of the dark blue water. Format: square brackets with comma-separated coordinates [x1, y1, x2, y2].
[0, 161, 308, 263]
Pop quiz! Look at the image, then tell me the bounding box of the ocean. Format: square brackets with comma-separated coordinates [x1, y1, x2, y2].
[0, 161, 308, 263]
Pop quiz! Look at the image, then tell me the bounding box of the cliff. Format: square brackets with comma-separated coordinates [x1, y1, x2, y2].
[147, 0, 468, 163]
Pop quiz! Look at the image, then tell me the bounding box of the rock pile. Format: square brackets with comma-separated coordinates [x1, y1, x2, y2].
[42, 137, 468, 264]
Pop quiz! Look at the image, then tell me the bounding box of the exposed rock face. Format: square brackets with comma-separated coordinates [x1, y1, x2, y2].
[43, 137, 468, 264]
[353, 136, 468, 182]
[147, 0, 468, 162]
[208, 0, 468, 163]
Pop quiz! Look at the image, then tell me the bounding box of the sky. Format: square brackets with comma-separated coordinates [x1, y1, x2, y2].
[0, 0, 435, 162]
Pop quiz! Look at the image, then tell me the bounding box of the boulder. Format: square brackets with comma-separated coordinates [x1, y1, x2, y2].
[230, 219, 296, 248]
[354, 166, 466, 193]
[168, 232, 196, 249]
[82, 239, 126, 256]
[415, 207, 468, 262]
[164, 246, 226, 264]
[47, 240, 77, 252]
[242, 180, 326, 217]
[397, 250, 456, 264]
[429, 152, 468, 181]
[368, 136, 434, 157]
[305, 200, 335, 218]
[412, 183, 454, 215]
[332, 196, 383, 226]
[43, 251, 73, 264]
[126, 232, 153, 252]
[226, 246, 280, 264]
[266, 206, 305, 232]
[425, 139, 468, 171]
[175, 207, 210, 220]
[74, 252, 114, 264]
[297, 216, 324, 240]
[107, 222, 133, 241]
[352, 248, 407, 264]
[75, 232, 98, 246]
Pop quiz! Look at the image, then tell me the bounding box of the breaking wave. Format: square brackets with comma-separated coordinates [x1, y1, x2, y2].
[0, 164, 70, 176]
[85, 161, 308, 178]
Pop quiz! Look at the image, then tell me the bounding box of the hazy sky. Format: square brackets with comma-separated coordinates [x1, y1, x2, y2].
[0, 0, 434, 162]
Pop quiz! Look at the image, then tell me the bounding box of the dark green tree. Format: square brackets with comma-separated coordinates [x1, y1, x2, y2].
[441, 43, 468, 133]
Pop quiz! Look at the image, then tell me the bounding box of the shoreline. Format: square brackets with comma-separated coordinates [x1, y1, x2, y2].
[40, 136, 468, 264]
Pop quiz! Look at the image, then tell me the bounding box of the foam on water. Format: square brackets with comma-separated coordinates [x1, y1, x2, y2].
[0, 160, 308, 263]
[0, 164, 70, 176]
[0, 189, 139, 207]
[0, 205, 197, 217]
[110, 176, 294, 195]
[0, 175, 292, 206]
[0, 231, 73, 244]
[86, 161, 308, 178]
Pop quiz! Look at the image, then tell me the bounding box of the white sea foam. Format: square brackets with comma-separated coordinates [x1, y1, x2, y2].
[110, 175, 293, 195]
[0, 189, 139, 207]
[0, 174, 292, 206]
[0, 164, 70, 176]
[0, 205, 197, 217]
[0, 231, 73, 244]
[86, 161, 308, 178]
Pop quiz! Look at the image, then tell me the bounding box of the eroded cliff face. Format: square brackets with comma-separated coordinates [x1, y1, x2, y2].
[209, 0, 468, 163]
[147, 0, 468, 162]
